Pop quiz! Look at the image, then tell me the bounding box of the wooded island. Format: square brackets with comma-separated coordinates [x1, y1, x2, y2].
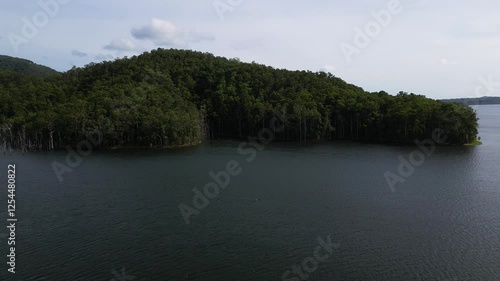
[0, 49, 479, 151]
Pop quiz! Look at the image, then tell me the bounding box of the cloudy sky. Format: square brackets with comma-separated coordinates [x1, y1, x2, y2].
[1, 0, 499, 99]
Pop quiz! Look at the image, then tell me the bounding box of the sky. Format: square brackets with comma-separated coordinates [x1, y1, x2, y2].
[1, 0, 499, 99]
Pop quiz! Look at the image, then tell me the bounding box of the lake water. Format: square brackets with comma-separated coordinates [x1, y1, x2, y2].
[1, 105, 499, 281]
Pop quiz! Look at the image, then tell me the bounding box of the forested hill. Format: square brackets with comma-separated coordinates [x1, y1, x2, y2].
[0, 55, 58, 77]
[0, 48, 478, 151]
[442, 96, 500, 105]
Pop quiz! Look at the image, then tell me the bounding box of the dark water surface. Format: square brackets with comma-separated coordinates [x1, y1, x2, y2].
[1, 105, 499, 280]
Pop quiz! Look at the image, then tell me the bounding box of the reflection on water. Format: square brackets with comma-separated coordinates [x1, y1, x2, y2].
[0, 105, 498, 280]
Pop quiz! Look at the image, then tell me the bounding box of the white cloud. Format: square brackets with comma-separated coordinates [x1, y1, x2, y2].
[95, 54, 115, 61]
[441, 58, 459, 65]
[103, 39, 138, 52]
[321, 64, 336, 73]
[71, 49, 88, 57]
[3, 0, 500, 98]
[131, 18, 186, 47]
[131, 18, 214, 47]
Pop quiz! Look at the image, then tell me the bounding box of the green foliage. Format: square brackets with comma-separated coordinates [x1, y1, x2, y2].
[0, 49, 479, 151]
[0, 55, 58, 78]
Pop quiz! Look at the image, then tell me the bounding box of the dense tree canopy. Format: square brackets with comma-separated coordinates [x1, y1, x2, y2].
[0, 49, 479, 151]
[0, 55, 58, 78]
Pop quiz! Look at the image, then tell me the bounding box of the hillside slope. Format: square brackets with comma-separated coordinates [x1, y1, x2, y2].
[0, 48, 479, 151]
[0, 55, 58, 77]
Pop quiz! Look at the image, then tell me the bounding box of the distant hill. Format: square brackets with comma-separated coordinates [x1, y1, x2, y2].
[442, 96, 500, 105]
[0, 55, 58, 77]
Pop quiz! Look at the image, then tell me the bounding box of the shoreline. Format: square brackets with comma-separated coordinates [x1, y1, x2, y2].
[1, 138, 483, 154]
[464, 140, 483, 146]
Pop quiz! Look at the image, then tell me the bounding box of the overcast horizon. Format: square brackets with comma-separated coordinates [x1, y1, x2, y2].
[1, 0, 500, 99]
